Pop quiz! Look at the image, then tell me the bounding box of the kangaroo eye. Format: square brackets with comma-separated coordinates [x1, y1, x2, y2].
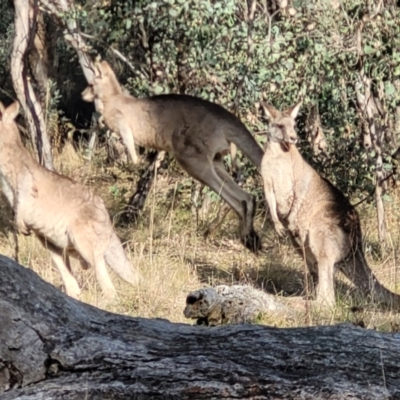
[276, 124, 285, 131]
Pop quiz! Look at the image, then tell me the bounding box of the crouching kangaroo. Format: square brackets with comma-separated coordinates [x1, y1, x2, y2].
[261, 101, 400, 308]
[0, 101, 140, 299]
[82, 60, 264, 252]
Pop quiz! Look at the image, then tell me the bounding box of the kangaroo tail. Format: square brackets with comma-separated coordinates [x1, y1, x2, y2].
[343, 247, 400, 308]
[104, 233, 141, 286]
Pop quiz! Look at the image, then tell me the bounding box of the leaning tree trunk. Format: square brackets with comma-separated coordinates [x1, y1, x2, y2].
[356, 73, 386, 245]
[39, 0, 98, 101]
[39, 0, 171, 223]
[0, 254, 399, 399]
[11, 0, 53, 170]
[120, 150, 169, 224]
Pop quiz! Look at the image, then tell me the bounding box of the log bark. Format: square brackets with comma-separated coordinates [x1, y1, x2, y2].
[0, 255, 400, 399]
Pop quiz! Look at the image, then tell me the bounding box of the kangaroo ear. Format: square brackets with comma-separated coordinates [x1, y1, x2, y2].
[286, 101, 302, 119]
[100, 60, 113, 77]
[262, 102, 279, 120]
[82, 86, 95, 102]
[1, 101, 20, 122]
[92, 57, 103, 79]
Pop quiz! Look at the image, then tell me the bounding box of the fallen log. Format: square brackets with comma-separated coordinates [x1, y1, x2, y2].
[0, 254, 399, 399]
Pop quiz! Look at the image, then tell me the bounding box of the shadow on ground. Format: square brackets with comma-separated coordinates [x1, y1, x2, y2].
[0, 195, 14, 238]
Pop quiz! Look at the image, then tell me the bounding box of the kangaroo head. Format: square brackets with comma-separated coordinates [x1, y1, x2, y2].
[0, 101, 21, 142]
[82, 60, 123, 103]
[309, 126, 328, 156]
[93, 60, 123, 94]
[81, 86, 95, 102]
[262, 101, 301, 148]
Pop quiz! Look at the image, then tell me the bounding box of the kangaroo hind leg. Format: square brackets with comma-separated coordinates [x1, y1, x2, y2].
[177, 154, 260, 252]
[37, 236, 81, 299]
[289, 232, 319, 294]
[213, 159, 260, 252]
[310, 232, 338, 308]
[73, 232, 117, 299]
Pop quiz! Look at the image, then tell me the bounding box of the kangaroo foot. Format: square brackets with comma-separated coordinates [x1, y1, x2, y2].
[242, 230, 262, 254]
[118, 207, 140, 226]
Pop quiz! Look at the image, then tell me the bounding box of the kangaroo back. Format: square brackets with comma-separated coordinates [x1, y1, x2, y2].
[146, 93, 264, 168]
[228, 125, 264, 169]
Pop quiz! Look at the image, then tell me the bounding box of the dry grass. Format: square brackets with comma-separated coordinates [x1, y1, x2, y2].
[1, 142, 400, 330]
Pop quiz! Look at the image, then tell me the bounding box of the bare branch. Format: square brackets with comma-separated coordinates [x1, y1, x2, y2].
[109, 47, 149, 80]
[262, 0, 280, 46]
[39, 0, 95, 83]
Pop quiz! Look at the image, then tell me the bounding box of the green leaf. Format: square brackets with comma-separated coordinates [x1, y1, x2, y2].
[383, 163, 392, 171]
[153, 85, 164, 95]
[382, 194, 392, 202]
[385, 82, 395, 96]
[363, 45, 375, 55]
[169, 8, 179, 17]
[285, 59, 294, 70]
[109, 31, 119, 40]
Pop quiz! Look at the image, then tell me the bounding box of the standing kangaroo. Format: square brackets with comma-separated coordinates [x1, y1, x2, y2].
[0, 101, 140, 299]
[82, 60, 264, 252]
[261, 102, 400, 308]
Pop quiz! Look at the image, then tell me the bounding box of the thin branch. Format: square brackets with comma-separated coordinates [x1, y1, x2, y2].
[39, 0, 95, 83]
[109, 47, 149, 80]
[262, 0, 280, 46]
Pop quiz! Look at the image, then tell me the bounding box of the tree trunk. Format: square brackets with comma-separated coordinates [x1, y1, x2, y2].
[0, 254, 399, 399]
[11, 0, 54, 170]
[29, 7, 49, 109]
[355, 75, 386, 245]
[120, 151, 168, 224]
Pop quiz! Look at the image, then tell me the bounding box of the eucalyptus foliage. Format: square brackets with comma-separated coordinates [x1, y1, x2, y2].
[79, 0, 400, 198]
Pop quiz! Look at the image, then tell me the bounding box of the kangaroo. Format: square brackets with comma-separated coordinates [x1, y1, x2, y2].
[81, 59, 264, 252]
[0, 101, 140, 299]
[260, 101, 400, 308]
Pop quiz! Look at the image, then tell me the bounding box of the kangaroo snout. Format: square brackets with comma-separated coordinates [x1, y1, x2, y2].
[288, 135, 297, 144]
